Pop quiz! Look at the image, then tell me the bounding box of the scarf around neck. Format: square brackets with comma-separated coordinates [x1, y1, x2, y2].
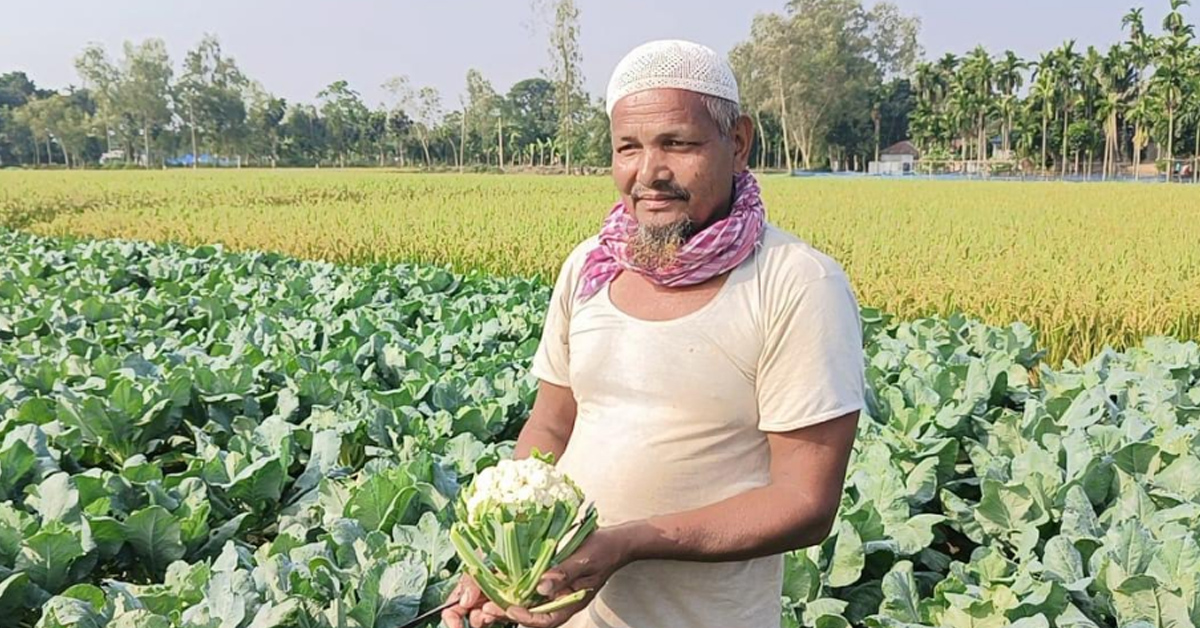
[575, 169, 766, 302]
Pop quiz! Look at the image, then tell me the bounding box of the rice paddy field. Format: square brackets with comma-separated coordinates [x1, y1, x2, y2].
[3, 169, 1199, 365]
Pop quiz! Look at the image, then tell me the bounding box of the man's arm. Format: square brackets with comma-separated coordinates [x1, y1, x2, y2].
[623, 409, 858, 562]
[514, 380, 577, 460]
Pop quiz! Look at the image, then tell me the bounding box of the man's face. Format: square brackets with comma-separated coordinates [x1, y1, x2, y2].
[610, 89, 750, 270]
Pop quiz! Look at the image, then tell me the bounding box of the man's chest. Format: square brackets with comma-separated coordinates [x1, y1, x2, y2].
[565, 284, 765, 425]
[606, 271, 728, 321]
[555, 278, 777, 526]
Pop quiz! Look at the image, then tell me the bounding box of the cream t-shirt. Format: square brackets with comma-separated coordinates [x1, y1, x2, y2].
[529, 223, 866, 628]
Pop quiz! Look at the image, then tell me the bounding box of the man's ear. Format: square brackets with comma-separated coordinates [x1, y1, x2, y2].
[732, 114, 754, 172]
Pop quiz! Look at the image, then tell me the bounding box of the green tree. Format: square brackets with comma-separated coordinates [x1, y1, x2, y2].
[382, 78, 443, 168]
[734, 0, 919, 171]
[1052, 41, 1081, 177]
[465, 68, 500, 167]
[119, 39, 174, 167]
[379, 77, 415, 167]
[535, 0, 584, 173]
[317, 80, 368, 166]
[505, 78, 557, 166]
[46, 92, 96, 168]
[363, 107, 389, 166]
[1150, 0, 1194, 180]
[577, 96, 611, 168]
[946, 74, 973, 161]
[736, 14, 795, 170]
[381, 76, 417, 167]
[994, 51, 1026, 158]
[13, 98, 52, 166]
[910, 60, 952, 154]
[1122, 6, 1154, 178]
[385, 107, 413, 167]
[14, 92, 95, 167]
[1181, 71, 1200, 181]
[876, 79, 915, 155]
[178, 34, 249, 167]
[74, 47, 123, 155]
[961, 46, 995, 163]
[866, 1, 922, 77]
[280, 103, 326, 165]
[1093, 45, 1133, 179]
[730, 38, 772, 169]
[0, 72, 48, 165]
[1029, 52, 1057, 173]
[246, 85, 286, 167]
[414, 87, 443, 168]
[1011, 96, 1043, 164]
[1075, 46, 1104, 176]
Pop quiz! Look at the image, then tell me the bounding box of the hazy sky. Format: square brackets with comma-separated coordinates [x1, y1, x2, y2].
[2, 0, 1196, 107]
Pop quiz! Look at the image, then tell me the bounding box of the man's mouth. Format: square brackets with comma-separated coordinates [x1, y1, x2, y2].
[636, 196, 683, 209]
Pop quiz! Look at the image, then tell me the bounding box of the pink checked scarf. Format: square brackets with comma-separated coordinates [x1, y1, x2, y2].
[575, 170, 765, 301]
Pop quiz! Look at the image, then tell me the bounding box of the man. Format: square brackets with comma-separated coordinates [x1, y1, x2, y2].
[444, 39, 864, 628]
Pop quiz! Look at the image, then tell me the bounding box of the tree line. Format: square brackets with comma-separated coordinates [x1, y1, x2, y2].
[0, 0, 922, 173]
[2, 0, 1194, 177]
[0, 41, 602, 172]
[908, 0, 1200, 180]
[0, 0, 599, 171]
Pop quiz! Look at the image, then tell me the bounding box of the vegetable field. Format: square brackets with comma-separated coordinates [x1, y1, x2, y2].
[2, 227, 1199, 628]
[3, 170, 1200, 366]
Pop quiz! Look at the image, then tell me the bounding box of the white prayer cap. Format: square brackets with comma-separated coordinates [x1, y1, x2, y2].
[605, 39, 740, 117]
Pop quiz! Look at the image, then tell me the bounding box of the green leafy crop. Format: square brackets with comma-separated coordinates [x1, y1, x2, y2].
[1, 229, 1198, 628]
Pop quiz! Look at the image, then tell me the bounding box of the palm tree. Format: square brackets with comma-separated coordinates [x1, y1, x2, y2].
[913, 55, 960, 161]
[994, 51, 1027, 158]
[1094, 45, 1133, 179]
[911, 62, 939, 154]
[1181, 72, 1200, 182]
[1150, 0, 1195, 181]
[902, 4, 1200, 181]
[935, 53, 960, 93]
[1126, 95, 1156, 181]
[1123, 7, 1154, 179]
[947, 81, 974, 165]
[1012, 104, 1042, 173]
[1122, 7, 1147, 41]
[961, 46, 995, 164]
[908, 100, 937, 156]
[1079, 46, 1106, 178]
[913, 61, 940, 104]
[1030, 52, 1057, 176]
[1053, 41, 1081, 178]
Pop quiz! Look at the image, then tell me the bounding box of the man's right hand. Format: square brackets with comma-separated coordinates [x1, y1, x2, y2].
[441, 574, 508, 628]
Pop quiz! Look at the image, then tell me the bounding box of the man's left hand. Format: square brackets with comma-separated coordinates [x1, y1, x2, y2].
[504, 525, 637, 628]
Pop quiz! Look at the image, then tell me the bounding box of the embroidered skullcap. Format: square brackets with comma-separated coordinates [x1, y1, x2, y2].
[605, 39, 740, 116]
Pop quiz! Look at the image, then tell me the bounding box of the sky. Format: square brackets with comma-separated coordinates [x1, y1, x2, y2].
[2, 0, 1196, 108]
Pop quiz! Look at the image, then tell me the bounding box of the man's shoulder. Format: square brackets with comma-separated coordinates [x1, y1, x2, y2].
[756, 223, 850, 288]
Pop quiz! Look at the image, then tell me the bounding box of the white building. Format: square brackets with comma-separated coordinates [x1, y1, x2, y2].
[869, 140, 920, 176]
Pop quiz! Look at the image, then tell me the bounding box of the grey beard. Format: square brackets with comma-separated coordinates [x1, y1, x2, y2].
[627, 216, 698, 271]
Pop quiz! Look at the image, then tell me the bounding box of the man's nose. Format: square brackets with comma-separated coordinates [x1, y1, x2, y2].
[637, 146, 673, 188]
